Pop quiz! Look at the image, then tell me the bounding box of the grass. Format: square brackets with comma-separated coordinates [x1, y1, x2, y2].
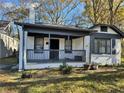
[121, 57, 124, 63]
[0, 66, 124, 93]
[0, 57, 124, 93]
[0, 56, 18, 65]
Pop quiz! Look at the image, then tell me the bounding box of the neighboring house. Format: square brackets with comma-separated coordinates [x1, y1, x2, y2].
[15, 22, 124, 71]
[0, 20, 10, 34]
[0, 20, 18, 58]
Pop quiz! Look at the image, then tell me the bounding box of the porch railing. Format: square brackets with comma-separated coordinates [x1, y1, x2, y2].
[27, 49, 86, 62]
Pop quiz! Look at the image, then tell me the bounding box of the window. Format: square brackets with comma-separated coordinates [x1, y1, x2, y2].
[112, 39, 116, 54]
[101, 26, 108, 32]
[94, 38, 111, 54]
[65, 38, 72, 53]
[34, 37, 44, 51]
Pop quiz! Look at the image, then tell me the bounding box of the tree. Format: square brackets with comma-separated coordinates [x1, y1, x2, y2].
[0, 0, 29, 22]
[83, 0, 124, 27]
[107, 0, 124, 25]
[33, 0, 83, 25]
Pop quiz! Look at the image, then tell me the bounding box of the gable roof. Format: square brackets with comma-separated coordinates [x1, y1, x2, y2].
[89, 24, 124, 37]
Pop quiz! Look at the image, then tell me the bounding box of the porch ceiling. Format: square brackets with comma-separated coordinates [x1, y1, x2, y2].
[15, 22, 97, 37]
[28, 33, 82, 38]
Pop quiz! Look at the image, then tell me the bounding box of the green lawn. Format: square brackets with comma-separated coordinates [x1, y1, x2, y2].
[121, 57, 124, 63]
[0, 66, 124, 93]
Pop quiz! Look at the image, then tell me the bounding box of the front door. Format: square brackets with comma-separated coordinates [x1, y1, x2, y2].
[50, 39, 59, 60]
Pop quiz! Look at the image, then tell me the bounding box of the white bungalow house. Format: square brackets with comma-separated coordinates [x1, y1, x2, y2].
[15, 22, 124, 70]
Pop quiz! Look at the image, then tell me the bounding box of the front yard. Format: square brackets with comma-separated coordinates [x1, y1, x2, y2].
[0, 66, 124, 93]
[0, 56, 17, 65]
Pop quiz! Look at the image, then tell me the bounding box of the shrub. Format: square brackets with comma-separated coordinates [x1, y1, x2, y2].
[59, 64, 72, 74]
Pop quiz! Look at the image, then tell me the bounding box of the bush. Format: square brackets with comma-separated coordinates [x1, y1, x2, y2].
[59, 64, 72, 74]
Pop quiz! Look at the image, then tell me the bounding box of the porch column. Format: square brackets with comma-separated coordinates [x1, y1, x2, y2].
[48, 34, 50, 59]
[83, 37, 84, 50]
[19, 29, 23, 71]
[67, 35, 70, 41]
[23, 31, 28, 69]
[48, 34, 51, 49]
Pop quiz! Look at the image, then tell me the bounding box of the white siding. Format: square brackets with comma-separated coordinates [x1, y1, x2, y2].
[26, 36, 84, 51]
[91, 54, 113, 65]
[44, 37, 49, 50]
[115, 39, 121, 64]
[92, 26, 118, 34]
[84, 36, 90, 63]
[26, 36, 85, 62]
[25, 62, 85, 69]
[27, 36, 34, 49]
[72, 37, 84, 50]
[60, 38, 64, 50]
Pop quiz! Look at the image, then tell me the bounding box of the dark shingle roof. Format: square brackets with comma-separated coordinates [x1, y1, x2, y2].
[14, 22, 97, 33]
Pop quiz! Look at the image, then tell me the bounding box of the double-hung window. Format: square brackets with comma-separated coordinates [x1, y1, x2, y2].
[94, 38, 111, 54]
[34, 37, 44, 52]
[65, 38, 72, 53]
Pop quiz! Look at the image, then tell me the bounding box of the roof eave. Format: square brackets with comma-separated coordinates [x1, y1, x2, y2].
[14, 22, 97, 33]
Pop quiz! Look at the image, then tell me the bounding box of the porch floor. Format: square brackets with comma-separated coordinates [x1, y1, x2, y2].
[25, 61, 86, 69]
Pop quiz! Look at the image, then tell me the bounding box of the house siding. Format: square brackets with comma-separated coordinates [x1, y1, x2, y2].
[27, 36, 84, 50]
[91, 38, 121, 65]
[90, 26, 122, 65]
[26, 36, 85, 61]
[92, 26, 118, 34]
[25, 62, 85, 69]
[84, 36, 90, 63]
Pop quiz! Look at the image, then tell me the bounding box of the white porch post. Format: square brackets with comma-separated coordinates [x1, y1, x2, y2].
[49, 34, 51, 59]
[49, 34, 51, 49]
[19, 30, 23, 71]
[24, 31, 27, 69]
[67, 35, 70, 41]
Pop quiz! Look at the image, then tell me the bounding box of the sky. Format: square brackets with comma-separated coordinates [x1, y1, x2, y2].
[0, 0, 85, 21]
[0, 0, 19, 20]
[1, 0, 19, 5]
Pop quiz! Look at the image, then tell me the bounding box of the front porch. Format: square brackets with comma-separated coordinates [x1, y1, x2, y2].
[26, 32, 86, 62]
[16, 22, 95, 70]
[27, 49, 86, 63]
[25, 33, 87, 69]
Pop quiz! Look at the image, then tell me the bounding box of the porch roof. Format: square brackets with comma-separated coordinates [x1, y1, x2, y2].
[15, 22, 97, 37]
